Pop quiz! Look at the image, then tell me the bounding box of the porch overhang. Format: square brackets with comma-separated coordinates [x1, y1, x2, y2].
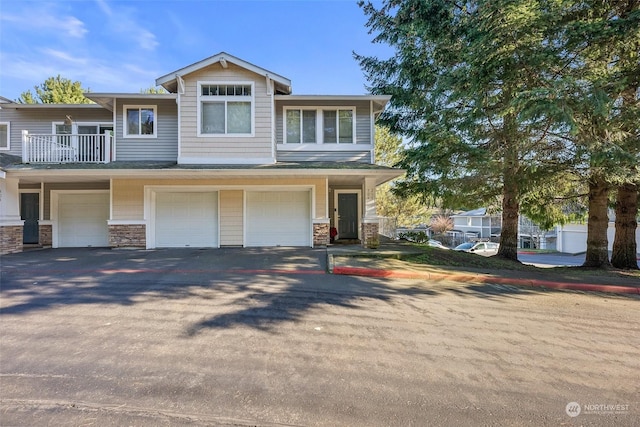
[2, 161, 404, 186]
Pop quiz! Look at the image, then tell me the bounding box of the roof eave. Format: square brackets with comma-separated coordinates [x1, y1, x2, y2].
[84, 93, 178, 111]
[156, 52, 292, 94]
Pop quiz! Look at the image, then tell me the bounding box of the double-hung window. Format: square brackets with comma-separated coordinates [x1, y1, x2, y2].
[123, 105, 156, 138]
[0, 122, 9, 150]
[284, 108, 355, 144]
[199, 83, 253, 136]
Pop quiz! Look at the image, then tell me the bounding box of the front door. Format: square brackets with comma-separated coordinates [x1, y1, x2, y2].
[21, 193, 39, 244]
[337, 193, 359, 240]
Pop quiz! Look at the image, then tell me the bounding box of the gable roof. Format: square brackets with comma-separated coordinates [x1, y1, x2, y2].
[452, 208, 489, 217]
[156, 52, 292, 94]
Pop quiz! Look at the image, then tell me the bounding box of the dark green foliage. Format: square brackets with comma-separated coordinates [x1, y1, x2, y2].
[357, 0, 639, 267]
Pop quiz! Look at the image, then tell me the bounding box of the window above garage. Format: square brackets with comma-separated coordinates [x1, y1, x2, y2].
[284, 107, 355, 145]
[197, 82, 254, 137]
[123, 105, 157, 138]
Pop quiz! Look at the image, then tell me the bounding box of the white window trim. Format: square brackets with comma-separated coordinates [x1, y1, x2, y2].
[122, 105, 157, 139]
[0, 121, 10, 150]
[282, 106, 356, 145]
[197, 81, 255, 138]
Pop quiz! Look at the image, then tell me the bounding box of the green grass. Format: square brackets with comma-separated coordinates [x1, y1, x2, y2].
[398, 245, 640, 283]
[404, 246, 535, 270]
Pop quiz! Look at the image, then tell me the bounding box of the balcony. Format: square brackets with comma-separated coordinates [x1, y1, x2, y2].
[22, 130, 113, 164]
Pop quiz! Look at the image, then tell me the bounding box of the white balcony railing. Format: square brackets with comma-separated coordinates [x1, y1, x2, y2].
[22, 130, 113, 164]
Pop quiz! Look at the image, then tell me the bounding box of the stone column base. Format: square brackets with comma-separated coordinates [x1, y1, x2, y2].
[313, 223, 329, 247]
[109, 224, 146, 248]
[0, 225, 24, 255]
[361, 222, 380, 249]
[39, 223, 52, 246]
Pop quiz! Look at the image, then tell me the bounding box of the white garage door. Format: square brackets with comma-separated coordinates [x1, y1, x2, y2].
[155, 192, 218, 247]
[246, 191, 311, 247]
[58, 193, 109, 247]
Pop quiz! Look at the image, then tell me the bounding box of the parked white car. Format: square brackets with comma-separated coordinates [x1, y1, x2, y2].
[453, 241, 499, 256]
[427, 239, 449, 250]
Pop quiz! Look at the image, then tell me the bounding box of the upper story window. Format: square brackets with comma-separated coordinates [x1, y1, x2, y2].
[0, 122, 9, 150]
[123, 105, 156, 138]
[198, 82, 254, 136]
[286, 109, 317, 143]
[284, 108, 355, 144]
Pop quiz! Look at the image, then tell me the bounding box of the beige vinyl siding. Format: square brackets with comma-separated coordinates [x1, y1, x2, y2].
[111, 177, 326, 220]
[114, 98, 178, 161]
[219, 190, 243, 246]
[111, 179, 144, 220]
[43, 181, 110, 220]
[275, 100, 372, 146]
[180, 63, 273, 161]
[0, 107, 112, 158]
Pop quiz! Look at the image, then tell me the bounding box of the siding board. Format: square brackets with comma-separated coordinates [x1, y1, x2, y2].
[277, 151, 371, 163]
[114, 98, 178, 161]
[219, 190, 243, 246]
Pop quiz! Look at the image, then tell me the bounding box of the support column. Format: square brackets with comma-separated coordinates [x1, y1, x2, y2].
[39, 221, 53, 247]
[0, 177, 24, 254]
[362, 177, 379, 248]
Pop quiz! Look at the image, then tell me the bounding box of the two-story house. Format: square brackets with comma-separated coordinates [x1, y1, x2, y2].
[0, 53, 402, 254]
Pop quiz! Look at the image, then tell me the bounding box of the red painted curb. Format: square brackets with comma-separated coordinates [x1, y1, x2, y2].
[332, 266, 640, 295]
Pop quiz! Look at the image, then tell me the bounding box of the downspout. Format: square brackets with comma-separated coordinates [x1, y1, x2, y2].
[176, 74, 185, 164]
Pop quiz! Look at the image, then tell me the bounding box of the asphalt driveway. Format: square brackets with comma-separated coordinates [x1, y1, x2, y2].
[1, 248, 638, 426]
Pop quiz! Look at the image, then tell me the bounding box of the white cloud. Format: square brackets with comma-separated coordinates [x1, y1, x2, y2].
[94, 0, 113, 17]
[93, 0, 159, 51]
[0, 11, 88, 39]
[0, 49, 159, 98]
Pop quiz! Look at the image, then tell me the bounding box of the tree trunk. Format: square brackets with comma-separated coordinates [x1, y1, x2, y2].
[497, 138, 519, 261]
[498, 182, 520, 260]
[583, 176, 611, 268]
[611, 183, 639, 269]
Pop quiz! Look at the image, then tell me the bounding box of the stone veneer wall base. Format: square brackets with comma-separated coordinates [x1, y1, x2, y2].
[0, 225, 24, 255]
[361, 222, 379, 248]
[313, 223, 330, 247]
[109, 224, 146, 248]
[39, 224, 52, 247]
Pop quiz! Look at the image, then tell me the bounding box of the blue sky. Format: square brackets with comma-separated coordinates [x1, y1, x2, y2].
[0, 0, 391, 101]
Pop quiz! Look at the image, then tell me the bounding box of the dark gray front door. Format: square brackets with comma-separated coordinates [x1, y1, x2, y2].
[21, 193, 39, 244]
[337, 193, 358, 239]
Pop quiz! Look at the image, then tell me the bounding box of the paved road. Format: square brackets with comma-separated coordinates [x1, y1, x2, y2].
[519, 252, 640, 268]
[519, 252, 586, 267]
[1, 248, 638, 426]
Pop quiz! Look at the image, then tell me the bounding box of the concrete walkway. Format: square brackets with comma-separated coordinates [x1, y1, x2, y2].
[327, 241, 640, 295]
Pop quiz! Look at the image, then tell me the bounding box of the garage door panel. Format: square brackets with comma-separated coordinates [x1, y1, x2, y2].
[155, 192, 218, 248]
[58, 193, 109, 247]
[246, 191, 310, 247]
